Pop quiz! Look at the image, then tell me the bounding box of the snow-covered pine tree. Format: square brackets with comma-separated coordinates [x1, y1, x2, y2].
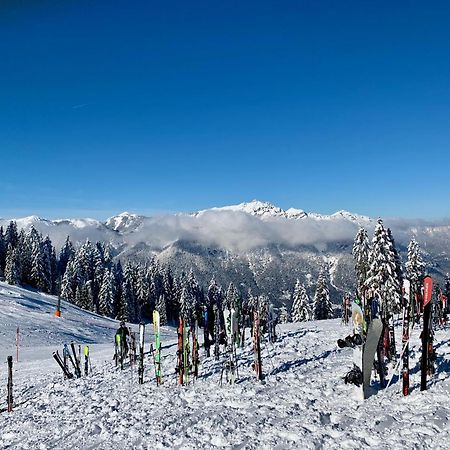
[225, 282, 239, 310]
[156, 294, 168, 325]
[60, 257, 77, 302]
[5, 244, 21, 285]
[98, 269, 116, 317]
[405, 239, 425, 287]
[365, 219, 402, 315]
[162, 266, 176, 320]
[278, 306, 290, 323]
[246, 288, 257, 313]
[352, 227, 370, 297]
[313, 267, 333, 320]
[291, 279, 311, 322]
[113, 261, 124, 318]
[58, 236, 75, 278]
[136, 264, 150, 318]
[4, 221, 19, 250]
[123, 262, 139, 322]
[258, 294, 269, 326]
[180, 286, 193, 323]
[207, 277, 223, 309]
[19, 228, 32, 286]
[30, 231, 53, 294]
[187, 268, 202, 320]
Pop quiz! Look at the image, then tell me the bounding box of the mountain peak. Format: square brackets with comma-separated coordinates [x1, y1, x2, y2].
[105, 211, 143, 232]
[199, 200, 308, 220]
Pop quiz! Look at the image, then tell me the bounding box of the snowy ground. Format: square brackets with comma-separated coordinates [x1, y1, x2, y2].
[0, 283, 449, 449]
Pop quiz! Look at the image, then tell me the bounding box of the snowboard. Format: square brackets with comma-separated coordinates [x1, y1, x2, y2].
[362, 301, 383, 399]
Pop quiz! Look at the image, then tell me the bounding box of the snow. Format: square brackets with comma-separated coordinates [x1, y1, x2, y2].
[1, 283, 450, 449]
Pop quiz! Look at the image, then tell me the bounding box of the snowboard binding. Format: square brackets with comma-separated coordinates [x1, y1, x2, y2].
[337, 333, 363, 349]
[344, 366, 363, 386]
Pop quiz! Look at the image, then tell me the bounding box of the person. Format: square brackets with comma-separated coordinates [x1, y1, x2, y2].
[115, 321, 130, 356]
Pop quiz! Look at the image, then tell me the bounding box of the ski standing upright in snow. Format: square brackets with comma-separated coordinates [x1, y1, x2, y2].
[153, 311, 162, 385]
[7, 356, 13, 412]
[402, 279, 411, 396]
[177, 317, 184, 385]
[421, 275, 433, 390]
[138, 322, 145, 384]
[252, 309, 263, 381]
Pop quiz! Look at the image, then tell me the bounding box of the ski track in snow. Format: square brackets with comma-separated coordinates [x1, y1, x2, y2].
[0, 283, 450, 449]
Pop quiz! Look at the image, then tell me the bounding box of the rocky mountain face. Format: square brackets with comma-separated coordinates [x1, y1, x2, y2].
[2, 200, 449, 307]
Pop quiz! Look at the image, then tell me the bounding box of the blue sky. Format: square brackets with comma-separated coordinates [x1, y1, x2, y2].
[1, 0, 450, 220]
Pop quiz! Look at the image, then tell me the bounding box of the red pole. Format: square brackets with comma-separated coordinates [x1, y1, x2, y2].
[16, 327, 19, 362]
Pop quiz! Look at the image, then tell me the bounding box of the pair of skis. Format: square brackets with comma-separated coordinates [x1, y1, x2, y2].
[253, 310, 263, 381]
[221, 308, 239, 385]
[53, 342, 83, 379]
[153, 311, 162, 385]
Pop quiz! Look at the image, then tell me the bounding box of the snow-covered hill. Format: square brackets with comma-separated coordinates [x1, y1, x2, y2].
[0, 284, 449, 449]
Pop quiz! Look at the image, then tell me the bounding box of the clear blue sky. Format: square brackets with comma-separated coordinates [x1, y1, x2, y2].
[1, 0, 450, 220]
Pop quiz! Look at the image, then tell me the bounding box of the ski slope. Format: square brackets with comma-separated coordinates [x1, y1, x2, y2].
[0, 283, 450, 449]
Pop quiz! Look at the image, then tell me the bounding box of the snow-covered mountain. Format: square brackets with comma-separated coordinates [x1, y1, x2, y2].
[2, 201, 449, 303]
[1, 283, 449, 449]
[197, 199, 309, 220]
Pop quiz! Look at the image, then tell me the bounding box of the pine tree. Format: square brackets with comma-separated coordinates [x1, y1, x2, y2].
[5, 244, 21, 285]
[291, 279, 311, 322]
[98, 269, 115, 317]
[60, 257, 77, 302]
[113, 261, 124, 318]
[207, 277, 223, 308]
[180, 286, 193, 322]
[58, 236, 75, 277]
[156, 294, 168, 325]
[225, 282, 239, 310]
[4, 221, 18, 250]
[19, 228, 33, 286]
[365, 219, 402, 315]
[405, 239, 425, 286]
[313, 267, 333, 320]
[136, 264, 150, 318]
[352, 227, 370, 297]
[123, 262, 138, 322]
[278, 306, 290, 323]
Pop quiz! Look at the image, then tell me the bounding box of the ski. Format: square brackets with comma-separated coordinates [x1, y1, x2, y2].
[214, 304, 220, 361]
[177, 317, 184, 385]
[252, 310, 263, 381]
[192, 319, 199, 378]
[183, 321, 191, 385]
[421, 275, 433, 391]
[53, 351, 74, 380]
[84, 346, 90, 376]
[221, 307, 238, 385]
[402, 279, 411, 396]
[203, 305, 210, 357]
[138, 322, 145, 384]
[71, 342, 82, 378]
[64, 344, 79, 377]
[115, 334, 124, 370]
[7, 356, 13, 412]
[153, 311, 162, 385]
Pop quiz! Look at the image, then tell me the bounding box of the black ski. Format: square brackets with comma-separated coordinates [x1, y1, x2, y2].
[70, 342, 82, 378]
[7, 356, 13, 412]
[53, 351, 74, 379]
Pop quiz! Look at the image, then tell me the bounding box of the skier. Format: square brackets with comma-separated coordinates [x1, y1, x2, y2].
[115, 321, 130, 356]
